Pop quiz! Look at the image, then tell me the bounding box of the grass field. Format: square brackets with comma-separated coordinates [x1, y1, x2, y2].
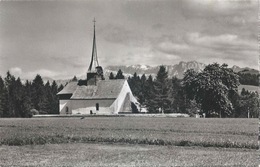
[0, 117, 258, 166]
[0, 143, 258, 166]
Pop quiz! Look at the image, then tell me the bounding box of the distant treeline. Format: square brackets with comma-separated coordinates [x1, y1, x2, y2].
[0, 63, 259, 118]
[0, 72, 64, 117]
[237, 72, 259, 86]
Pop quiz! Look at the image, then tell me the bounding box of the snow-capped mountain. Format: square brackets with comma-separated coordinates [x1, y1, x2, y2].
[20, 61, 258, 84]
[105, 61, 206, 79]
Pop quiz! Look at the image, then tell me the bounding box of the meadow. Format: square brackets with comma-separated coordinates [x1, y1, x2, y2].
[0, 117, 259, 166]
[0, 117, 258, 149]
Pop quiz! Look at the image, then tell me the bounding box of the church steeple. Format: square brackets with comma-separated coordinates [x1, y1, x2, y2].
[88, 18, 99, 72]
[80, 18, 104, 86]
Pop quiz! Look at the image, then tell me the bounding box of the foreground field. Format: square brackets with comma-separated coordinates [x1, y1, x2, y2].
[0, 117, 258, 149]
[0, 117, 258, 166]
[0, 143, 258, 166]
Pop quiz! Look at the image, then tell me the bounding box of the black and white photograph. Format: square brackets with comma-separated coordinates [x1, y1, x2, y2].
[0, 0, 259, 166]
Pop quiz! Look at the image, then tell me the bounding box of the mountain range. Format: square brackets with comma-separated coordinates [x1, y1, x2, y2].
[105, 61, 258, 79]
[31, 61, 258, 85]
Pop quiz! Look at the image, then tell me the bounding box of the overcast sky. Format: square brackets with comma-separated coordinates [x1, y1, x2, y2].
[0, 0, 258, 80]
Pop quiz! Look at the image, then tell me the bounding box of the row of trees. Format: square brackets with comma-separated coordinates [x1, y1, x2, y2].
[0, 72, 64, 117]
[237, 72, 259, 86]
[0, 63, 258, 118]
[124, 63, 259, 118]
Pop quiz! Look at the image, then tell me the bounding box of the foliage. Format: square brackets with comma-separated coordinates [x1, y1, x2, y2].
[238, 72, 259, 86]
[0, 72, 63, 117]
[182, 63, 240, 117]
[233, 88, 259, 118]
[0, 76, 8, 117]
[169, 77, 196, 114]
[71, 76, 78, 81]
[131, 102, 139, 113]
[109, 72, 115, 80]
[150, 66, 171, 113]
[115, 69, 125, 79]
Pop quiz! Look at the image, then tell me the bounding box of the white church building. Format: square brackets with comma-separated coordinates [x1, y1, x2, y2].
[57, 19, 138, 115]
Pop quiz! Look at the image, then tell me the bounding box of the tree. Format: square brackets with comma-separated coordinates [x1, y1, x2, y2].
[144, 75, 155, 112]
[50, 81, 59, 114]
[21, 80, 33, 117]
[12, 77, 24, 117]
[169, 77, 186, 113]
[182, 63, 239, 118]
[109, 72, 115, 80]
[115, 69, 125, 79]
[0, 76, 8, 117]
[238, 72, 259, 86]
[43, 81, 52, 114]
[71, 76, 78, 81]
[31, 74, 46, 111]
[234, 89, 259, 118]
[128, 73, 141, 97]
[138, 74, 147, 105]
[4, 71, 16, 117]
[58, 84, 64, 92]
[147, 66, 171, 113]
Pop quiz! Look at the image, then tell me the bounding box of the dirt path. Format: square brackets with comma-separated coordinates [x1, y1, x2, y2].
[0, 143, 258, 166]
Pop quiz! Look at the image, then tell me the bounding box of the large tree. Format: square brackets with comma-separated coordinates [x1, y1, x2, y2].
[31, 74, 46, 112]
[182, 63, 239, 117]
[4, 71, 17, 117]
[50, 81, 59, 114]
[147, 66, 171, 113]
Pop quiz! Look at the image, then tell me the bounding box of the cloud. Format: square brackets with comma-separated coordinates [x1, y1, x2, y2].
[186, 32, 256, 51]
[156, 42, 189, 55]
[101, 24, 145, 47]
[187, 32, 237, 46]
[9, 67, 22, 77]
[1, 1, 258, 79]
[151, 32, 257, 69]
[183, 0, 256, 17]
[8, 67, 70, 80]
[152, 23, 163, 30]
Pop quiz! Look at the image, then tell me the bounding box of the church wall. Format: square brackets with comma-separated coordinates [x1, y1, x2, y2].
[70, 99, 115, 114]
[59, 100, 72, 115]
[111, 80, 139, 114]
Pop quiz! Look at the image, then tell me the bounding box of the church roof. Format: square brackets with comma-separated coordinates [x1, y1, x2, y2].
[58, 79, 126, 99]
[57, 81, 78, 95]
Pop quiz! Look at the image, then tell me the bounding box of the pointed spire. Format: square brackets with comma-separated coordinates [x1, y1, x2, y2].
[88, 18, 99, 72]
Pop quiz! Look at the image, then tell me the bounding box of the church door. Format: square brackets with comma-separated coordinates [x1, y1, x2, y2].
[96, 103, 99, 111]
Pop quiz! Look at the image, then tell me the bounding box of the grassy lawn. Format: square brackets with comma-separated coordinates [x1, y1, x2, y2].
[0, 117, 258, 166]
[0, 143, 258, 166]
[0, 117, 258, 148]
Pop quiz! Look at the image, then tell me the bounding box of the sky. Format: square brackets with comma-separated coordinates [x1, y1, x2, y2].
[0, 0, 258, 80]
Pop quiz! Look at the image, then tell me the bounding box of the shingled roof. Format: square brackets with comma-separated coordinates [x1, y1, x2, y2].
[57, 81, 78, 95]
[60, 79, 125, 99]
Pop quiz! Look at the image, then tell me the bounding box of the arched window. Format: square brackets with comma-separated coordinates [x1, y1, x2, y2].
[66, 106, 69, 114]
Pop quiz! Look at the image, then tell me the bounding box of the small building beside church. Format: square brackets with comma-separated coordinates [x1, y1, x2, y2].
[57, 19, 138, 115]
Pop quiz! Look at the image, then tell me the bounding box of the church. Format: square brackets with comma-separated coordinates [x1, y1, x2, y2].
[57, 20, 139, 115]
